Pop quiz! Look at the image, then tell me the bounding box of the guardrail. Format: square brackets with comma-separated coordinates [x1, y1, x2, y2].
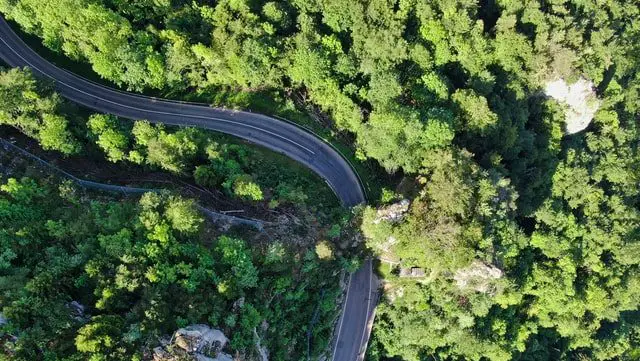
[17, 29, 369, 203]
[66, 63, 370, 202]
[272, 114, 369, 203]
[0, 137, 267, 230]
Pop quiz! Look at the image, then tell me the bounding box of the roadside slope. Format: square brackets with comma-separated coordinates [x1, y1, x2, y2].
[0, 15, 377, 361]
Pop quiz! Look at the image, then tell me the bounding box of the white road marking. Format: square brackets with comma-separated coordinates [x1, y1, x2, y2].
[0, 32, 316, 155]
[331, 270, 353, 361]
[332, 260, 377, 361]
[357, 260, 374, 360]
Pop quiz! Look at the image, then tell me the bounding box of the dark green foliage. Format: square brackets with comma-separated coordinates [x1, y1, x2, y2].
[2, 0, 640, 360]
[0, 178, 341, 360]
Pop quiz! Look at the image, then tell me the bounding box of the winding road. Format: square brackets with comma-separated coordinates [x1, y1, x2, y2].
[0, 15, 378, 361]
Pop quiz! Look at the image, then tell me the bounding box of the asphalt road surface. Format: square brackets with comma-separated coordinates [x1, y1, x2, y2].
[0, 15, 378, 361]
[331, 259, 379, 361]
[0, 16, 365, 207]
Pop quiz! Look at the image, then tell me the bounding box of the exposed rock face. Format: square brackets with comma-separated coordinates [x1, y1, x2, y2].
[153, 346, 174, 361]
[153, 349, 234, 361]
[454, 260, 503, 294]
[153, 325, 230, 361]
[253, 328, 269, 361]
[195, 353, 233, 361]
[373, 199, 410, 224]
[67, 301, 89, 322]
[545, 77, 600, 134]
[232, 297, 245, 311]
[174, 325, 228, 353]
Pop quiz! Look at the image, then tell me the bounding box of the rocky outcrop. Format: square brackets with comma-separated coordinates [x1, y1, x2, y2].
[253, 328, 269, 361]
[152, 325, 231, 361]
[194, 353, 233, 361]
[453, 260, 503, 294]
[153, 346, 234, 361]
[373, 199, 410, 224]
[152, 346, 174, 361]
[174, 325, 228, 353]
[67, 301, 89, 322]
[545, 77, 600, 134]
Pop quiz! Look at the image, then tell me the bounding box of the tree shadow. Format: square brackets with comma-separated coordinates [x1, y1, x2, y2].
[452, 65, 563, 226]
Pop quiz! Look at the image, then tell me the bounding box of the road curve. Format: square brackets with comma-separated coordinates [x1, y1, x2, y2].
[0, 15, 377, 361]
[0, 16, 365, 207]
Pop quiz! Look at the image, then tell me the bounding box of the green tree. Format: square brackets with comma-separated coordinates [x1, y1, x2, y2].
[87, 114, 130, 162]
[0, 67, 80, 154]
[230, 174, 264, 201]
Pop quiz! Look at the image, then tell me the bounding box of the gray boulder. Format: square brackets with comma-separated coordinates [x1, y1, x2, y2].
[174, 324, 228, 353]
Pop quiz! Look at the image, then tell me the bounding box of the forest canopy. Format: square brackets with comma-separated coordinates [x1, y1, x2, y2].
[0, 175, 342, 361]
[0, 0, 639, 360]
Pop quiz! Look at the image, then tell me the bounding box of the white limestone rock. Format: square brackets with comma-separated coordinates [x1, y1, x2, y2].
[454, 260, 503, 294]
[174, 325, 228, 353]
[373, 199, 410, 224]
[544, 77, 600, 134]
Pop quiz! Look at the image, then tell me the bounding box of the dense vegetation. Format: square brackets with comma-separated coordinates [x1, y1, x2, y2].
[0, 67, 81, 155]
[0, 175, 341, 360]
[0, 65, 347, 359]
[0, 0, 639, 360]
[0, 67, 338, 212]
[1, 0, 636, 192]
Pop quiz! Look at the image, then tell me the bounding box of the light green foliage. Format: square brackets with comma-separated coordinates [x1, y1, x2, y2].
[230, 174, 264, 201]
[75, 315, 125, 357]
[3, 0, 640, 359]
[366, 120, 640, 361]
[87, 114, 130, 162]
[315, 240, 334, 260]
[1, 0, 635, 192]
[359, 107, 454, 173]
[163, 196, 202, 234]
[365, 62, 640, 361]
[0, 0, 165, 90]
[262, 2, 286, 24]
[288, 31, 363, 132]
[452, 89, 498, 135]
[362, 150, 522, 274]
[363, 37, 640, 354]
[131, 121, 204, 174]
[0, 67, 80, 154]
[275, 183, 308, 204]
[215, 236, 258, 291]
